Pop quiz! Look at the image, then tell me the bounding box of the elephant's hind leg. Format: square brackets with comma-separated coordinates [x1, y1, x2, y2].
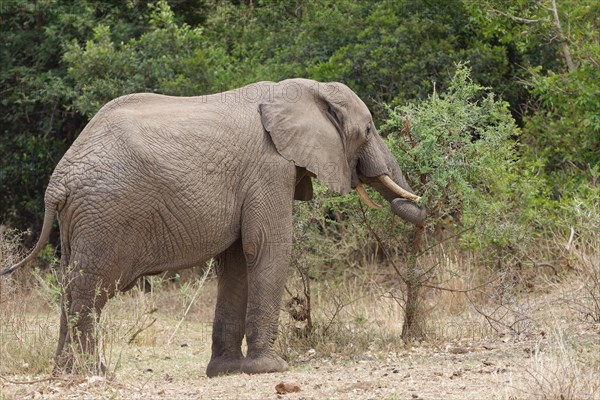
[54, 268, 110, 375]
[206, 239, 247, 377]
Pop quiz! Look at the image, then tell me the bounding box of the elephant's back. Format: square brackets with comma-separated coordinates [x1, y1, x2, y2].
[51, 92, 267, 272]
[55, 91, 265, 186]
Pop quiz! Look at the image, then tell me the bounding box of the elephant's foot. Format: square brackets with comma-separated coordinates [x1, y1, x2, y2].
[206, 356, 243, 378]
[241, 353, 288, 375]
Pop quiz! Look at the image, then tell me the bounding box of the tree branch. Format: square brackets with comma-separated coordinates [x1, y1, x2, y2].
[417, 226, 474, 257]
[421, 277, 498, 293]
[551, 0, 577, 72]
[486, 6, 541, 24]
[358, 202, 407, 283]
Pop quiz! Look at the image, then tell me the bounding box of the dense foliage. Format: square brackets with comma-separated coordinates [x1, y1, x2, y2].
[1, 0, 598, 251]
[384, 64, 529, 249]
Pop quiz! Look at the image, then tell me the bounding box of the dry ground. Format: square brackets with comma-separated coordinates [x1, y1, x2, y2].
[1, 270, 599, 400]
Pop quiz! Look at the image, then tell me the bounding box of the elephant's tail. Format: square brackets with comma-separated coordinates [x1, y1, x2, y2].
[1, 204, 57, 276]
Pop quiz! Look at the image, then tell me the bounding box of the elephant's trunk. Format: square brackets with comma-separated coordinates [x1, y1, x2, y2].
[390, 198, 427, 226]
[359, 176, 426, 225]
[357, 133, 426, 226]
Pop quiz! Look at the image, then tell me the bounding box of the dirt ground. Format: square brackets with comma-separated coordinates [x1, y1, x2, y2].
[2, 332, 599, 400]
[1, 278, 599, 400]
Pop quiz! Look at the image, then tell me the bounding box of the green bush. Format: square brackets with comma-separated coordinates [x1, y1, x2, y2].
[383, 64, 530, 251]
[64, 1, 234, 118]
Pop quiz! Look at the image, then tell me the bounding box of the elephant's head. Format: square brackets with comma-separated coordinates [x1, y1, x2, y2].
[259, 78, 425, 225]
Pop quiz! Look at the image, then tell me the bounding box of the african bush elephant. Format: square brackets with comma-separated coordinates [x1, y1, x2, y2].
[1, 78, 424, 377]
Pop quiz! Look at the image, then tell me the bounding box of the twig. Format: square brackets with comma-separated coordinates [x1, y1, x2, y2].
[284, 285, 294, 297]
[167, 263, 212, 345]
[415, 260, 441, 282]
[358, 202, 406, 282]
[321, 282, 374, 335]
[417, 226, 474, 257]
[0, 375, 68, 384]
[420, 277, 499, 293]
[123, 307, 158, 338]
[465, 292, 507, 334]
[465, 292, 532, 335]
[127, 318, 157, 344]
[403, 116, 417, 148]
[531, 262, 558, 275]
[296, 261, 313, 332]
[485, 5, 542, 24]
[384, 289, 406, 311]
[521, 252, 559, 275]
[322, 297, 346, 336]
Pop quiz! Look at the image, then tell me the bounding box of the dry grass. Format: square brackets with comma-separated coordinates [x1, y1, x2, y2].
[0, 225, 599, 399]
[0, 228, 217, 390]
[515, 226, 600, 400]
[517, 324, 600, 400]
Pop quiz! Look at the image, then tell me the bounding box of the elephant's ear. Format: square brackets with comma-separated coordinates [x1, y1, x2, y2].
[259, 80, 351, 195]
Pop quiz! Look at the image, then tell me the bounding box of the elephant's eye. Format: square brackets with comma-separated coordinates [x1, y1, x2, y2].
[366, 124, 372, 140]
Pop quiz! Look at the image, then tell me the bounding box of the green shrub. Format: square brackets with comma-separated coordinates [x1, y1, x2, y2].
[384, 63, 533, 251]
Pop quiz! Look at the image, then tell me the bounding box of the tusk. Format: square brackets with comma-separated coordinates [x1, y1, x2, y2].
[378, 175, 421, 202]
[356, 184, 382, 209]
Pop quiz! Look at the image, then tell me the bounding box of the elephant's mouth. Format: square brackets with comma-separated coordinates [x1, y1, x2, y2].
[356, 174, 426, 226]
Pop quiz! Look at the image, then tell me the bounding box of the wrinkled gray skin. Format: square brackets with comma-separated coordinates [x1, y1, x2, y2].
[3, 79, 424, 377]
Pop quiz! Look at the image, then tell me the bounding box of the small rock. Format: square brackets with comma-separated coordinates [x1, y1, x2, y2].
[275, 381, 301, 394]
[144, 368, 153, 373]
[447, 347, 468, 354]
[180, 343, 189, 347]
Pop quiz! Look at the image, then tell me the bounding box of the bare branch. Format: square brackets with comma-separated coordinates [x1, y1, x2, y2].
[417, 226, 474, 257]
[551, 0, 577, 72]
[486, 6, 541, 24]
[420, 277, 498, 293]
[0, 375, 68, 384]
[127, 317, 157, 344]
[358, 202, 407, 283]
[465, 292, 512, 334]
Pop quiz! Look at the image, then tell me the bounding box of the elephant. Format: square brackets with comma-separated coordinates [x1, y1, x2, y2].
[1, 78, 425, 377]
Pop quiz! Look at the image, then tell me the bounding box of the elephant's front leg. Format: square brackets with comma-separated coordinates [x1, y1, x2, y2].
[206, 240, 247, 377]
[240, 191, 293, 374]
